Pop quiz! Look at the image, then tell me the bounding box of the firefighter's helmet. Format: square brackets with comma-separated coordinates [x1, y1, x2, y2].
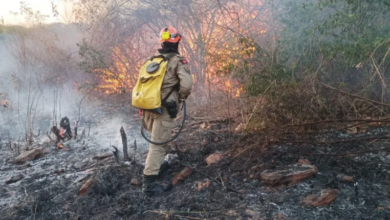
[159, 27, 181, 43]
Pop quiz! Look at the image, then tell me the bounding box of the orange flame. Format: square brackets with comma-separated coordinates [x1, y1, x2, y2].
[224, 79, 244, 98]
[94, 47, 141, 94]
[1, 100, 9, 108]
[93, 1, 268, 98]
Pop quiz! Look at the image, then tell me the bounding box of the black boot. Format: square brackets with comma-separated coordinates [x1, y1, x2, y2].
[158, 161, 171, 177]
[142, 175, 172, 197]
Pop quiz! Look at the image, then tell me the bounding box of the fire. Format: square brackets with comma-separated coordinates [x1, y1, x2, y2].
[92, 1, 268, 98]
[94, 47, 141, 94]
[197, 2, 265, 98]
[224, 79, 244, 98]
[1, 100, 9, 108]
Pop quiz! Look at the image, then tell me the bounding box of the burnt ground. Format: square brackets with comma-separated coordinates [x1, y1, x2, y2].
[2, 114, 390, 219]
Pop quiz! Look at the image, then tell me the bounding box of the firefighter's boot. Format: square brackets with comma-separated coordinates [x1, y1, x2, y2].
[142, 175, 172, 197]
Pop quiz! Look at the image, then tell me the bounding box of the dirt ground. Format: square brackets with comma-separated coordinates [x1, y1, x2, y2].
[1, 105, 390, 220]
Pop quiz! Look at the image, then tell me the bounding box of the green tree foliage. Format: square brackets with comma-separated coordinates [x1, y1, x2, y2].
[241, 0, 390, 101]
[278, 0, 390, 90]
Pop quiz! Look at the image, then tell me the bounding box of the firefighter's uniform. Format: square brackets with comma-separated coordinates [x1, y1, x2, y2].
[143, 53, 193, 176]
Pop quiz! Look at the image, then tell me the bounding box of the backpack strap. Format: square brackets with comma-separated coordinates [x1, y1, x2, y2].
[161, 53, 180, 105]
[150, 53, 177, 62]
[164, 53, 177, 61]
[162, 84, 180, 105]
[150, 54, 165, 61]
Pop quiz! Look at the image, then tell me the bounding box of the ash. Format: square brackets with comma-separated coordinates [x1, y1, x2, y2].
[1, 102, 390, 220]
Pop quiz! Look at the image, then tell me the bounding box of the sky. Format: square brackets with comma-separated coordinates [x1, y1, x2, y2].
[0, 0, 73, 25]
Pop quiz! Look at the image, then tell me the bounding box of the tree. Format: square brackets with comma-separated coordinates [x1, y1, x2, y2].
[73, 0, 270, 99]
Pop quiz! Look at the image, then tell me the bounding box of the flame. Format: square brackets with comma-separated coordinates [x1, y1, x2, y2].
[94, 47, 140, 94]
[201, 4, 262, 99]
[1, 100, 9, 108]
[92, 1, 268, 98]
[224, 79, 244, 98]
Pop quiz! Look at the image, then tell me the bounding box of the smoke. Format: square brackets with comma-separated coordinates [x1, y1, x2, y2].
[0, 35, 15, 77]
[0, 23, 84, 139]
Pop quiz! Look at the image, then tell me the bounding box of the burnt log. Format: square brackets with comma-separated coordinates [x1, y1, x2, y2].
[12, 148, 45, 165]
[79, 178, 93, 196]
[172, 167, 193, 186]
[301, 189, 338, 207]
[205, 153, 224, 165]
[92, 153, 113, 160]
[120, 126, 130, 161]
[260, 164, 318, 185]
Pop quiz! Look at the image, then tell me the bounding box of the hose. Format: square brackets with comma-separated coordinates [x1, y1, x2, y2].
[141, 101, 186, 145]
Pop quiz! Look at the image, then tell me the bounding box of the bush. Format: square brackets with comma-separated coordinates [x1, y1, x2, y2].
[241, 0, 390, 131]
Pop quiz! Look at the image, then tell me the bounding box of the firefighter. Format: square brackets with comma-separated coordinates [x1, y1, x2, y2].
[59, 116, 72, 140]
[142, 27, 193, 196]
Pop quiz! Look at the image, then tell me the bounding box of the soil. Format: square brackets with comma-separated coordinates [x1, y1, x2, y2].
[1, 103, 390, 220]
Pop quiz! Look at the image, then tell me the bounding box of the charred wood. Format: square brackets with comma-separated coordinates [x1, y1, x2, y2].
[112, 145, 119, 163]
[92, 153, 113, 160]
[132, 140, 137, 165]
[260, 164, 318, 185]
[78, 178, 93, 196]
[120, 126, 130, 161]
[51, 126, 63, 143]
[74, 120, 78, 138]
[12, 148, 45, 165]
[301, 189, 338, 207]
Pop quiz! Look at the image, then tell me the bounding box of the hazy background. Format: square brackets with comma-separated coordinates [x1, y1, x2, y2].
[1, 0, 390, 142]
[0, 0, 75, 24]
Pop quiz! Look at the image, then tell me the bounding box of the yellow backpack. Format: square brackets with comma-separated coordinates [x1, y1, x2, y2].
[132, 53, 176, 114]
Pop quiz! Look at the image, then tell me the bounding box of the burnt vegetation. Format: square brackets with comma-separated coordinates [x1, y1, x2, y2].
[1, 0, 390, 219]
